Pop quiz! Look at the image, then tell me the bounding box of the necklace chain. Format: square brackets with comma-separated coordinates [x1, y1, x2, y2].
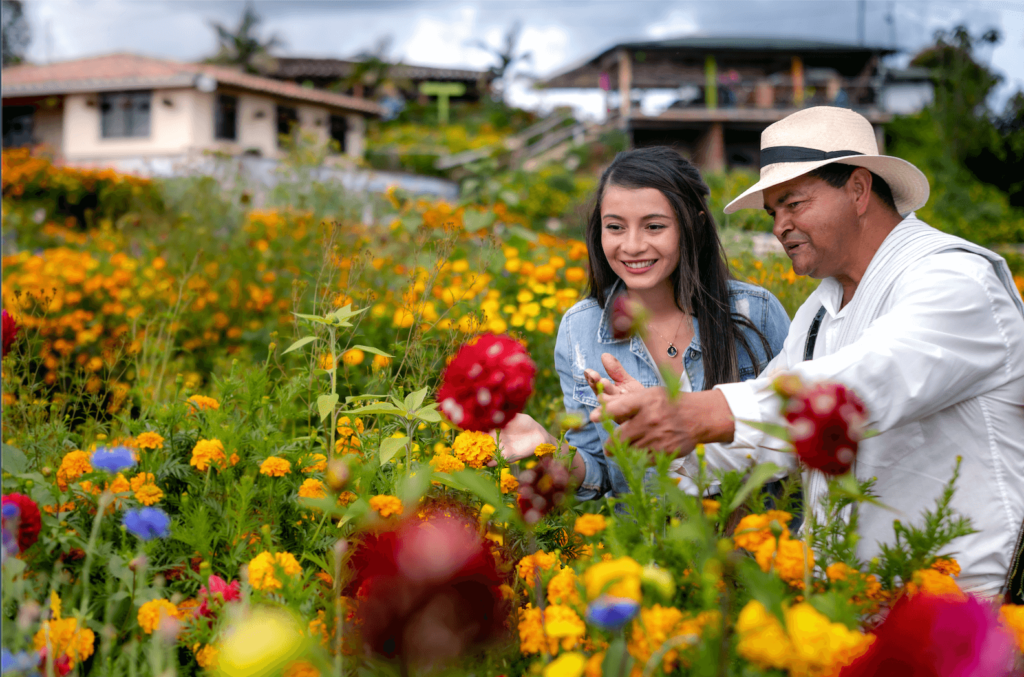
[648, 312, 686, 357]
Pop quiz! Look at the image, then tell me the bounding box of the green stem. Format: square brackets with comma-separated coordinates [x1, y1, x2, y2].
[329, 326, 338, 462]
[78, 491, 113, 617]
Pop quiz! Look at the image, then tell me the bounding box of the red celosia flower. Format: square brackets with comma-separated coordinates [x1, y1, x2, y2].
[840, 593, 1015, 677]
[37, 648, 72, 677]
[2, 309, 19, 358]
[353, 514, 507, 667]
[784, 381, 867, 476]
[516, 456, 573, 525]
[609, 296, 648, 340]
[197, 574, 241, 617]
[2, 493, 41, 552]
[437, 333, 536, 431]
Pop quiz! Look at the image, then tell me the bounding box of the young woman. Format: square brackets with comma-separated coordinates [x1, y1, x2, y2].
[498, 146, 791, 500]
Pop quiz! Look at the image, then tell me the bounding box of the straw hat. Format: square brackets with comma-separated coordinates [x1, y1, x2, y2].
[724, 106, 929, 215]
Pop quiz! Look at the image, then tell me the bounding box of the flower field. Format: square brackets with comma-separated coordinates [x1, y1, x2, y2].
[2, 149, 1023, 677]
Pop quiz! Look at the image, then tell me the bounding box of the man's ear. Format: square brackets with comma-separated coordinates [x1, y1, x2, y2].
[848, 167, 873, 216]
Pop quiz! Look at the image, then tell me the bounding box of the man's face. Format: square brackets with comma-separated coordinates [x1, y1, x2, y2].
[763, 173, 860, 279]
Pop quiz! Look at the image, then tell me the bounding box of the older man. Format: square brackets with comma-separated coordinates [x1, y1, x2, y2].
[593, 106, 1024, 598]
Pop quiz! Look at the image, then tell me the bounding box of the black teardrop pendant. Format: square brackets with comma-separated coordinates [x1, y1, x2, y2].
[666, 345, 678, 358]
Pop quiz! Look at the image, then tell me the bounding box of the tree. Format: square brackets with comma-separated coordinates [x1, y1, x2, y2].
[2, 0, 30, 67]
[471, 22, 533, 99]
[206, 2, 282, 74]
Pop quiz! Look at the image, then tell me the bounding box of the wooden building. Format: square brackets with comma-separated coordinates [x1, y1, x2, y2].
[541, 37, 896, 172]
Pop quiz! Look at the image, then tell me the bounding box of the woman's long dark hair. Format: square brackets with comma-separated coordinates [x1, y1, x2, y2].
[584, 146, 771, 389]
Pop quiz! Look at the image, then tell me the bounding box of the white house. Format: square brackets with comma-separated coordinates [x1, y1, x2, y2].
[0, 53, 383, 169]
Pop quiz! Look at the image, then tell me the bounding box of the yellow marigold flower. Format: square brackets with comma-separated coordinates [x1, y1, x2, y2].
[754, 534, 814, 587]
[336, 425, 362, 455]
[784, 602, 874, 676]
[451, 430, 496, 469]
[584, 556, 643, 601]
[564, 267, 586, 284]
[826, 562, 884, 601]
[134, 483, 164, 506]
[135, 432, 165, 450]
[702, 499, 720, 517]
[537, 317, 556, 334]
[298, 478, 326, 499]
[129, 472, 155, 492]
[109, 473, 131, 495]
[138, 599, 181, 634]
[300, 453, 327, 473]
[533, 442, 557, 457]
[517, 550, 559, 587]
[1000, 605, 1024, 653]
[57, 450, 92, 491]
[735, 600, 792, 671]
[930, 557, 961, 577]
[260, 456, 292, 477]
[337, 491, 357, 506]
[544, 605, 586, 651]
[628, 604, 712, 672]
[341, 348, 364, 366]
[283, 660, 320, 677]
[187, 395, 220, 413]
[543, 652, 586, 677]
[32, 618, 95, 667]
[500, 468, 519, 493]
[430, 453, 465, 474]
[585, 652, 604, 677]
[190, 439, 226, 472]
[369, 495, 403, 518]
[247, 551, 303, 591]
[573, 514, 606, 537]
[908, 568, 964, 599]
[733, 510, 791, 552]
[193, 643, 218, 669]
[518, 604, 557, 655]
[547, 566, 581, 606]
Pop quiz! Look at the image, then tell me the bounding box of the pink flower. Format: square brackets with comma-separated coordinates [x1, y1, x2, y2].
[784, 381, 867, 476]
[609, 296, 648, 340]
[197, 574, 240, 617]
[437, 334, 536, 431]
[517, 456, 573, 525]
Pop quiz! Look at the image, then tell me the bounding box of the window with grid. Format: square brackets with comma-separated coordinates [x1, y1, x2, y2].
[100, 91, 151, 138]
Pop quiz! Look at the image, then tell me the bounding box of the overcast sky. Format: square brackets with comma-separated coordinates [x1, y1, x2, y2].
[20, 0, 1024, 118]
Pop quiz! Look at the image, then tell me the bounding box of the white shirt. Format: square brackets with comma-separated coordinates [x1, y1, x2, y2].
[701, 249, 1024, 595]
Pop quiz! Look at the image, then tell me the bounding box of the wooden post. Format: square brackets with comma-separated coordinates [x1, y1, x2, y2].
[792, 56, 804, 107]
[419, 81, 466, 124]
[617, 48, 632, 122]
[696, 122, 725, 173]
[705, 55, 718, 109]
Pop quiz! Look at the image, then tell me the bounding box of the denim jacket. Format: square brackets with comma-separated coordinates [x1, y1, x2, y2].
[554, 279, 791, 501]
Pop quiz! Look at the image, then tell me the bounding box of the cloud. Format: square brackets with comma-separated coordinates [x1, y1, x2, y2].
[645, 8, 699, 40]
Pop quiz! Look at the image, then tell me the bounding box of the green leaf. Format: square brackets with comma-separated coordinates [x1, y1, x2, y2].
[379, 437, 407, 465]
[447, 470, 503, 508]
[398, 469, 432, 504]
[415, 407, 443, 424]
[726, 462, 782, 512]
[341, 403, 402, 417]
[350, 344, 393, 358]
[462, 209, 497, 232]
[2, 444, 28, 474]
[331, 304, 368, 327]
[317, 394, 339, 423]
[292, 312, 334, 326]
[281, 335, 318, 355]
[345, 394, 387, 403]
[404, 387, 429, 412]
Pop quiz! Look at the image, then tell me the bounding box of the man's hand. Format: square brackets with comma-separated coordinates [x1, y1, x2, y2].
[591, 388, 736, 456]
[489, 413, 558, 464]
[585, 353, 644, 397]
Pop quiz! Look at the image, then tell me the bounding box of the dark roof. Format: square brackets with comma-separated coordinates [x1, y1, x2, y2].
[269, 58, 494, 83]
[1, 53, 384, 115]
[606, 36, 895, 54]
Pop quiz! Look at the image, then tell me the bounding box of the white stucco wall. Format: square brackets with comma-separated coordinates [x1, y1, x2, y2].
[298, 104, 330, 146]
[33, 103, 63, 153]
[236, 93, 277, 158]
[345, 113, 365, 159]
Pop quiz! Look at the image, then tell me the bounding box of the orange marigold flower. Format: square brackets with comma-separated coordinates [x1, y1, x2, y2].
[135, 432, 165, 450]
[134, 483, 164, 506]
[337, 491, 357, 506]
[533, 443, 557, 457]
[754, 535, 814, 587]
[500, 468, 519, 493]
[733, 510, 792, 552]
[186, 394, 220, 413]
[138, 599, 181, 634]
[1000, 604, 1024, 653]
[190, 439, 226, 472]
[193, 644, 218, 669]
[298, 478, 326, 499]
[573, 514, 606, 537]
[300, 453, 327, 473]
[247, 551, 302, 591]
[57, 450, 92, 491]
[283, 660, 320, 677]
[930, 557, 961, 577]
[908, 569, 964, 599]
[429, 453, 465, 474]
[369, 495, 403, 518]
[451, 430, 495, 469]
[259, 456, 291, 477]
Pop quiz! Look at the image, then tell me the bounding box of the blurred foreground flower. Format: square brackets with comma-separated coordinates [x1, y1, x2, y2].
[353, 513, 506, 668]
[438, 333, 536, 431]
[216, 607, 309, 677]
[839, 593, 1015, 676]
[609, 296, 648, 341]
[1, 309, 19, 357]
[1, 493, 41, 553]
[123, 507, 171, 541]
[90, 446, 137, 474]
[782, 379, 867, 476]
[517, 456, 573, 525]
[587, 596, 640, 631]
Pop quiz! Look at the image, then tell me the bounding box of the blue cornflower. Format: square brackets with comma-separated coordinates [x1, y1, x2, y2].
[90, 446, 136, 473]
[587, 596, 640, 631]
[123, 507, 171, 541]
[1, 648, 39, 674]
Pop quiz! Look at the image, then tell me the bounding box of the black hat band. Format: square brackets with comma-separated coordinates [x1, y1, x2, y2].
[760, 146, 864, 169]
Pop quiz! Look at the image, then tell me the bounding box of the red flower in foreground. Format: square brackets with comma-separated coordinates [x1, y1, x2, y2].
[784, 381, 867, 476]
[517, 456, 573, 525]
[197, 574, 241, 617]
[609, 296, 648, 341]
[352, 513, 507, 667]
[438, 334, 536, 431]
[2, 309, 19, 358]
[2, 493, 41, 552]
[840, 593, 1015, 677]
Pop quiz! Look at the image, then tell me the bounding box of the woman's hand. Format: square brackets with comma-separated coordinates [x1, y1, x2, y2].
[585, 353, 645, 397]
[488, 413, 558, 464]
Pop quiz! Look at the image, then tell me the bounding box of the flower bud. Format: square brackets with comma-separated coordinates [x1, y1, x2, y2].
[326, 460, 349, 492]
[554, 411, 586, 432]
[129, 554, 148, 572]
[641, 565, 675, 600]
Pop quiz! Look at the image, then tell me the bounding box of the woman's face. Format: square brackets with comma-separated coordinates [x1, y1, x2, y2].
[600, 185, 682, 293]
